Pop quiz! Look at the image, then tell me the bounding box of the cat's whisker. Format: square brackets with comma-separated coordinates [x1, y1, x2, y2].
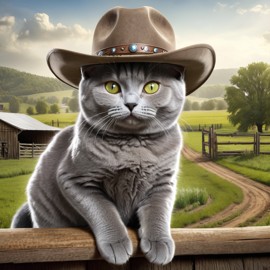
[152, 117, 170, 137]
[83, 114, 111, 140]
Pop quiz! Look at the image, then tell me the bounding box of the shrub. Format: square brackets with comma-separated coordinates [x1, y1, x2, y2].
[174, 188, 209, 210]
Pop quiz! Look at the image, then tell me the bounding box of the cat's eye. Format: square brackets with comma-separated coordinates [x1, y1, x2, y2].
[105, 81, 121, 94]
[144, 82, 160, 94]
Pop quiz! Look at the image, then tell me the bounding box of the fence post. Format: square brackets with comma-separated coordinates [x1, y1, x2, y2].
[32, 143, 34, 158]
[202, 129, 205, 155]
[256, 132, 260, 155]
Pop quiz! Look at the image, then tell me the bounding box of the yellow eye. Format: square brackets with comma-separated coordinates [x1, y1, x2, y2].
[105, 81, 121, 94]
[144, 82, 160, 94]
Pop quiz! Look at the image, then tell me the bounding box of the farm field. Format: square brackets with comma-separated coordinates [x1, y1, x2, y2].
[0, 156, 242, 228]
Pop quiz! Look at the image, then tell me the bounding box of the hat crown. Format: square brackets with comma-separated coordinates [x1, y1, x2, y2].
[92, 6, 176, 54]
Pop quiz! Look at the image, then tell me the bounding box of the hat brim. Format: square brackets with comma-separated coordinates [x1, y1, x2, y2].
[47, 44, 215, 95]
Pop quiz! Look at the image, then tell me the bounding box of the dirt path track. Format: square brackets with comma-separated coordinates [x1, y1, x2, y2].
[182, 146, 270, 227]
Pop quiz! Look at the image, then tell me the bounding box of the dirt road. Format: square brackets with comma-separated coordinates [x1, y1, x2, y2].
[182, 146, 270, 227]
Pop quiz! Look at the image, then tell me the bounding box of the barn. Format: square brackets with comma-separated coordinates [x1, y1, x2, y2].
[0, 112, 60, 159]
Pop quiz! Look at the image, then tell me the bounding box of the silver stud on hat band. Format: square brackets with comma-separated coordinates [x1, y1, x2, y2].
[96, 43, 167, 56]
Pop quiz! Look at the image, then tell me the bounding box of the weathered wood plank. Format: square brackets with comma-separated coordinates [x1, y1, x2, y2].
[195, 256, 244, 270]
[0, 227, 270, 264]
[0, 261, 86, 270]
[243, 256, 270, 270]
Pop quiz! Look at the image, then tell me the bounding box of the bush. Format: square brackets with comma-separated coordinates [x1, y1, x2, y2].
[174, 188, 209, 210]
[35, 100, 48, 114]
[26, 106, 35, 115]
[49, 104, 60, 114]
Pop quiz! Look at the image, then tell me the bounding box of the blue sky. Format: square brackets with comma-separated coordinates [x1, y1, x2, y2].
[1, 0, 270, 76]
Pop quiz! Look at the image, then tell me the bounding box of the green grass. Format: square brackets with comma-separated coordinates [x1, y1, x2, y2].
[0, 174, 30, 228]
[0, 159, 37, 228]
[0, 159, 38, 178]
[217, 155, 270, 186]
[171, 157, 243, 228]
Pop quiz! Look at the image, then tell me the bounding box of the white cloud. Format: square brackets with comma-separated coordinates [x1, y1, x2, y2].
[18, 13, 91, 42]
[0, 13, 93, 76]
[0, 16, 15, 27]
[237, 4, 270, 15]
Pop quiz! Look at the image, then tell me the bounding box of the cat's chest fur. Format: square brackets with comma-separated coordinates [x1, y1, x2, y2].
[70, 129, 181, 224]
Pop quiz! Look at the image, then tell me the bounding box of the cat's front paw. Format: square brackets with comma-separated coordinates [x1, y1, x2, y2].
[97, 236, 133, 265]
[140, 236, 175, 265]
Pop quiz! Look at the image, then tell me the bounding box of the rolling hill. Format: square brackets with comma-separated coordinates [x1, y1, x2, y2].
[0, 66, 72, 96]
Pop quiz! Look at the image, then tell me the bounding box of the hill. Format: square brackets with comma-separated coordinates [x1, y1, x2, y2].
[190, 68, 238, 99]
[0, 66, 72, 96]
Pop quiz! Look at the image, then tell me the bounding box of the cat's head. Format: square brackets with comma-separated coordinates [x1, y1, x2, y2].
[79, 63, 185, 135]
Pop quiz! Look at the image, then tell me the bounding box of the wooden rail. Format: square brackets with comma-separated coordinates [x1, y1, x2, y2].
[202, 128, 270, 159]
[19, 143, 48, 158]
[1, 227, 270, 269]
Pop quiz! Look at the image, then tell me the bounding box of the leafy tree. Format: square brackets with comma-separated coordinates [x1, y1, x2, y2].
[35, 100, 48, 114]
[201, 99, 216, 110]
[49, 103, 60, 114]
[225, 62, 270, 132]
[26, 106, 35, 115]
[9, 96, 20, 113]
[68, 98, 79, 112]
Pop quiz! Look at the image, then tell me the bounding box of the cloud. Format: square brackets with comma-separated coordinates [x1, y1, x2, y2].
[18, 13, 91, 42]
[0, 13, 93, 76]
[0, 16, 15, 27]
[237, 4, 270, 15]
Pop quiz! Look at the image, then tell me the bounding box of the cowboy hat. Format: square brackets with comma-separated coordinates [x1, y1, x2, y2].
[47, 6, 215, 95]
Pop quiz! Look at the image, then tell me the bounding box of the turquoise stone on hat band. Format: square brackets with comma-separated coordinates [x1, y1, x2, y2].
[128, 44, 138, 53]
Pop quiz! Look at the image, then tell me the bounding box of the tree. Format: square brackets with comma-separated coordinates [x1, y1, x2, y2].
[49, 103, 60, 114]
[35, 100, 48, 114]
[68, 98, 79, 112]
[26, 106, 35, 115]
[225, 62, 270, 132]
[9, 96, 20, 113]
[201, 99, 216, 110]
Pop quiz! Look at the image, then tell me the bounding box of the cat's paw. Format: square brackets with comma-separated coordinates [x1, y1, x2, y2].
[97, 236, 133, 265]
[140, 236, 175, 265]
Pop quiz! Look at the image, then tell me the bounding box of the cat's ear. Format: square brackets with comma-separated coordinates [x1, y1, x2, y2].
[81, 65, 96, 79]
[173, 65, 185, 81]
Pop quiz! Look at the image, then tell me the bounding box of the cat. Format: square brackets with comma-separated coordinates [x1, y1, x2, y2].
[11, 62, 186, 265]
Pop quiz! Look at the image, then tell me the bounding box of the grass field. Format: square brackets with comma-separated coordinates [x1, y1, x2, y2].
[0, 159, 38, 228]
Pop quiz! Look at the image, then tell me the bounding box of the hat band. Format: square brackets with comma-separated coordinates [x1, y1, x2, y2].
[96, 43, 168, 56]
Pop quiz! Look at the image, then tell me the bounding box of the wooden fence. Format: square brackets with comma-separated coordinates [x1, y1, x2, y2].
[202, 127, 270, 159]
[19, 143, 48, 158]
[0, 227, 270, 269]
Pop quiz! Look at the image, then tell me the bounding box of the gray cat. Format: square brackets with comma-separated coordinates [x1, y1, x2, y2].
[11, 62, 185, 265]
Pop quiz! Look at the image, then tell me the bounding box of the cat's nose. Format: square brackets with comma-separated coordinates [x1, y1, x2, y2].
[125, 102, 137, 111]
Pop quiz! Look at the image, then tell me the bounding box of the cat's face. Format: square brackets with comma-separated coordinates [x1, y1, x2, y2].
[79, 63, 185, 135]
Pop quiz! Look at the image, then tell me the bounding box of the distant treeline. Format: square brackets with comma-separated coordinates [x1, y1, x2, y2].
[0, 66, 72, 96]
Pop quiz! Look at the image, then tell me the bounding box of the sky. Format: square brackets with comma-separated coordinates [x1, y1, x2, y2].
[0, 0, 270, 77]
